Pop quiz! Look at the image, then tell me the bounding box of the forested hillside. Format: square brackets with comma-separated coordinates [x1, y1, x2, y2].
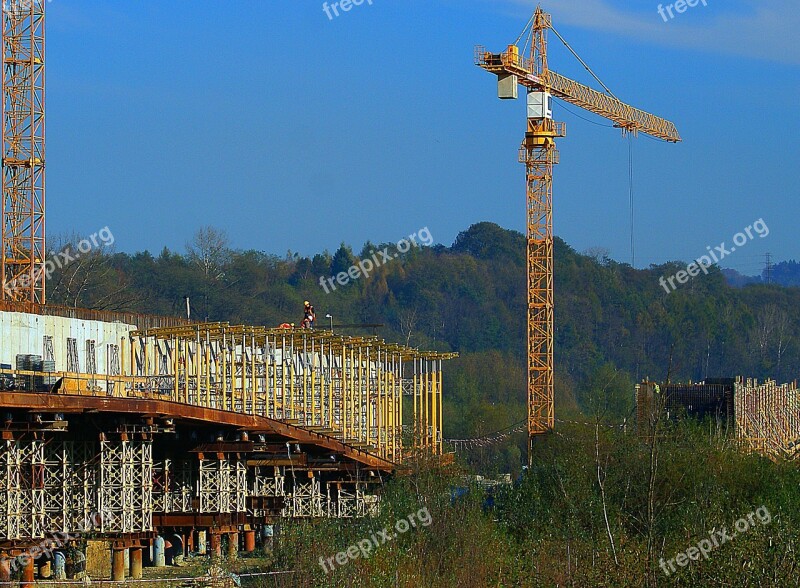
[48, 222, 800, 473]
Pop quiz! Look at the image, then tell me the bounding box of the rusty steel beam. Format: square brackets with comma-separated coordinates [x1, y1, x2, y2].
[0, 392, 397, 471]
[152, 514, 247, 528]
[246, 456, 308, 467]
[190, 442, 255, 453]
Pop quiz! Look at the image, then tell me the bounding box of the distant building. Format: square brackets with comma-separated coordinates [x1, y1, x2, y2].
[636, 377, 800, 460]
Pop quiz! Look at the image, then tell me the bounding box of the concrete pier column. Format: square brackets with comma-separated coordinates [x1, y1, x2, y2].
[226, 533, 239, 559]
[210, 533, 222, 558]
[243, 530, 256, 553]
[20, 557, 34, 588]
[53, 552, 66, 580]
[111, 549, 125, 582]
[0, 555, 11, 583]
[130, 548, 143, 580]
[197, 531, 207, 555]
[153, 536, 166, 568]
[187, 531, 195, 554]
[263, 524, 274, 551]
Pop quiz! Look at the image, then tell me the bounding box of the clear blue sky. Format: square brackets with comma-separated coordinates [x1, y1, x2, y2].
[47, 0, 798, 274]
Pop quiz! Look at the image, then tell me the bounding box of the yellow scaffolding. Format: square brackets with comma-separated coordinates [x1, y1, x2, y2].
[122, 323, 458, 461]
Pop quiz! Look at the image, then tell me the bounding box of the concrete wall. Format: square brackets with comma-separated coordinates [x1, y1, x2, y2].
[85, 540, 112, 578]
[0, 310, 135, 374]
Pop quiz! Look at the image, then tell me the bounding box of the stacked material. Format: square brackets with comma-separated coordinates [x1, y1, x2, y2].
[14, 354, 58, 391]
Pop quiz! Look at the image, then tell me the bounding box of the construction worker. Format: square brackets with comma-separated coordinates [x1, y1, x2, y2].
[303, 301, 316, 329]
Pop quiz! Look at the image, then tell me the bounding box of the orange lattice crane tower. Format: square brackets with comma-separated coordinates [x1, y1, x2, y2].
[476, 7, 680, 463]
[1, 0, 46, 304]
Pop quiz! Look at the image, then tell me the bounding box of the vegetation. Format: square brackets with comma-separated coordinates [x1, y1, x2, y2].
[271, 421, 800, 587]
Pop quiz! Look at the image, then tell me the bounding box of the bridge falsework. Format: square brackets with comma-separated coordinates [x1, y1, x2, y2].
[0, 304, 455, 580]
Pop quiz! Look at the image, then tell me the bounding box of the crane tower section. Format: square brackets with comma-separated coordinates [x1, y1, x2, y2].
[1, 0, 45, 304]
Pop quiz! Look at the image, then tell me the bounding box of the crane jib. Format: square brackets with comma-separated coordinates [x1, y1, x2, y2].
[520, 71, 680, 143]
[475, 48, 681, 143]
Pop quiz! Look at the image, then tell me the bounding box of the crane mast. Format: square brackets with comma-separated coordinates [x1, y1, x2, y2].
[476, 8, 680, 463]
[1, 0, 46, 305]
[520, 10, 560, 448]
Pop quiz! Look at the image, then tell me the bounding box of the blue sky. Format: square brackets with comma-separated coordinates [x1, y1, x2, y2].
[47, 0, 798, 274]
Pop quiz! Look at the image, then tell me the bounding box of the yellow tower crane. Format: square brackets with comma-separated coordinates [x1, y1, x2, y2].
[476, 7, 681, 463]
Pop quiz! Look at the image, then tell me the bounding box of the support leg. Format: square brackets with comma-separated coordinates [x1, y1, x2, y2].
[226, 533, 239, 559]
[111, 549, 125, 582]
[244, 530, 256, 553]
[130, 548, 143, 580]
[20, 558, 34, 588]
[210, 533, 222, 558]
[0, 555, 11, 583]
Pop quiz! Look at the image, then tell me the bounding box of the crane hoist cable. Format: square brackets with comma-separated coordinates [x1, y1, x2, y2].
[550, 24, 618, 99]
[512, 11, 619, 101]
[555, 97, 613, 127]
[548, 22, 639, 266]
[629, 134, 636, 267]
[522, 23, 535, 59]
[555, 96, 638, 267]
[513, 11, 537, 46]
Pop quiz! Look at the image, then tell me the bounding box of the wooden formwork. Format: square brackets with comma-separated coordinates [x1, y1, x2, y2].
[734, 377, 800, 459]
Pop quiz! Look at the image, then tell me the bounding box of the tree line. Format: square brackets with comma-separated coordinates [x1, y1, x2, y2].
[46, 222, 800, 474]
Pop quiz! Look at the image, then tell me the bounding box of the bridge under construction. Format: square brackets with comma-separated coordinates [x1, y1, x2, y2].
[0, 302, 455, 581]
